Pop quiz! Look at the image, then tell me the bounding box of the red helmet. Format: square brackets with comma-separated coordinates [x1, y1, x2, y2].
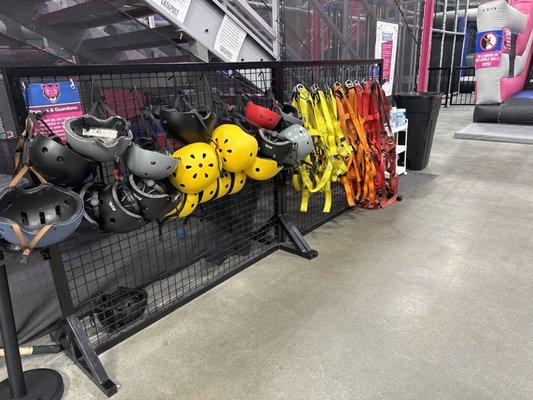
[244, 101, 282, 130]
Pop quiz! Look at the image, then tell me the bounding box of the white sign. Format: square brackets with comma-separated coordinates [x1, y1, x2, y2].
[375, 21, 399, 96]
[158, 0, 191, 24]
[214, 15, 247, 62]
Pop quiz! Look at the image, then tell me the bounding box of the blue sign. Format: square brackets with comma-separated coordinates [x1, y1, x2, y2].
[25, 80, 83, 142]
[476, 30, 503, 53]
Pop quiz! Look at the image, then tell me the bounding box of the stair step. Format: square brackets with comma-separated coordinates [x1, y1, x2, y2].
[82, 25, 187, 52]
[38, 0, 153, 29]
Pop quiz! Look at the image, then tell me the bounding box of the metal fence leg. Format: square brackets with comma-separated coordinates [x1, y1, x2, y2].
[278, 215, 318, 259]
[46, 246, 117, 398]
[54, 317, 117, 398]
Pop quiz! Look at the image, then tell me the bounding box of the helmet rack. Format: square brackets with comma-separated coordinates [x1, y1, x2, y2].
[0, 59, 382, 397]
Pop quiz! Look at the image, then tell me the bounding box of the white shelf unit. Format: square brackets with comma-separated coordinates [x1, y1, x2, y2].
[391, 122, 408, 176]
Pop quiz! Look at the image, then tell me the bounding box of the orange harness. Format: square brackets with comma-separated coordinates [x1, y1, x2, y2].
[334, 82, 376, 207]
[334, 80, 398, 209]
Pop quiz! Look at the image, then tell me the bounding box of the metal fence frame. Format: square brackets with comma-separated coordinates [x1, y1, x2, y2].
[427, 66, 475, 106]
[2, 58, 382, 398]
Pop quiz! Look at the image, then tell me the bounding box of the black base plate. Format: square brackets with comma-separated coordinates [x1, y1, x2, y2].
[0, 369, 64, 400]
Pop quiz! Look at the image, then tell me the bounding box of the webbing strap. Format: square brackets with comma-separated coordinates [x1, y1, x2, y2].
[11, 223, 52, 257]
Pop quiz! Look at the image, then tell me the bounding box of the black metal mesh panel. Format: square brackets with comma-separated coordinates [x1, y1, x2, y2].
[3, 59, 381, 352]
[10, 64, 278, 350]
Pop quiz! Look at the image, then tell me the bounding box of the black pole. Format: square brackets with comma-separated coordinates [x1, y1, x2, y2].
[0, 253, 27, 399]
[0, 250, 64, 400]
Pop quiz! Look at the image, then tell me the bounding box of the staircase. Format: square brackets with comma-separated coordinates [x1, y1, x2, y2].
[0, 0, 278, 64]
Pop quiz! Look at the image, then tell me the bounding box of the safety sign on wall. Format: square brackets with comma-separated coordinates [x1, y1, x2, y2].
[375, 21, 398, 96]
[475, 29, 510, 68]
[157, 0, 191, 24]
[214, 15, 247, 62]
[25, 81, 83, 142]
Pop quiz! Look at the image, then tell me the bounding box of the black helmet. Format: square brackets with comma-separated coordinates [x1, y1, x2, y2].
[98, 181, 145, 233]
[256, 129, 294, 164]
[95, 287, 148, 332]
[25, 133, 95, 187]
[276, 102, 304, 126]
[78, 181, 106, 232]
[156, 106, 216, 144]
[127, 174, 181, 221]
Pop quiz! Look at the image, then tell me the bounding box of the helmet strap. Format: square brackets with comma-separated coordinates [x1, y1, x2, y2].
[11, 223, 52, 258]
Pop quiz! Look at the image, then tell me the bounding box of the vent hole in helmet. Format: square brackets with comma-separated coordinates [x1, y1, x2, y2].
[255, 167, 260, 172]
[185, 165, 192, 169]
[172, 172, 177, 177]
[57, 156, 64, 163]
[39, 212, 46, 224]
[151, 161, 156, 165]
[190, 154, 195, 159]
[249, 152, 253, 157]
[202, 153, 206, 158]
[199, 163, 203, 167]
[209, 191, 213, 195]
[180, 184, 185, 188]
[205, 173, 209, 178]
[223, 157, 227, 163]
[218, 148, 222, 153]
[225, 184, 228, 188]
[20, 211, 29, 226]
[110, 218, 116, 223]
[167, 166, 171, 169]
[227, 149, 232, 153]
[192, 173, 197, 179]
[224, 139, 229, 144]
[208, 163, 214, 167]
[240, 180, 244, 184]
[41, 147, 48, 154]
[191, 203, 195, 207]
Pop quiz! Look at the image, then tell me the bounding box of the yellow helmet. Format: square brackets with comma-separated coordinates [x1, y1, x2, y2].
[229, 172, 247, 195]
[198, 179, 219, 204]
[169, 143, 219, 194]
[164, 193, 199, 219]
[212, 124, 258, 172]
[215, 171, 233, 199]
[245, 157, 282, 181]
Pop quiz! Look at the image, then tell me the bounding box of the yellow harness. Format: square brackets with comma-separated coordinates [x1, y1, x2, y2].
[291, 85, 353, 212]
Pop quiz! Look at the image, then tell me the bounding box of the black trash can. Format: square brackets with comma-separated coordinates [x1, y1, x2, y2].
[394, 92, 442, 171]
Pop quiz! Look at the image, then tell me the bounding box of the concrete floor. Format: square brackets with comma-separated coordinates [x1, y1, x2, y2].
[2, 107, 532, 399]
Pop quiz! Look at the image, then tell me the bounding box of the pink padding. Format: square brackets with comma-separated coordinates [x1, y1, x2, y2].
[500, 0, 533, 101]
[511, 0, 533, 55]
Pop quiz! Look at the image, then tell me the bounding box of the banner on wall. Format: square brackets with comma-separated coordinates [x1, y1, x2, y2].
[475, 29, 510, 69]
[375, 21, 398, 96]
[25, 80, 83, 142]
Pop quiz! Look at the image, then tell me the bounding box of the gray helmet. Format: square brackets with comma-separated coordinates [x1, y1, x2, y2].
[64, 115, 133, 162]
[125, 138, 178, 180]
[128, 174, 181, 221]
[0, 183, 83, 251]
[99, 181, 145, 233]
[277, 124, 314, 165]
